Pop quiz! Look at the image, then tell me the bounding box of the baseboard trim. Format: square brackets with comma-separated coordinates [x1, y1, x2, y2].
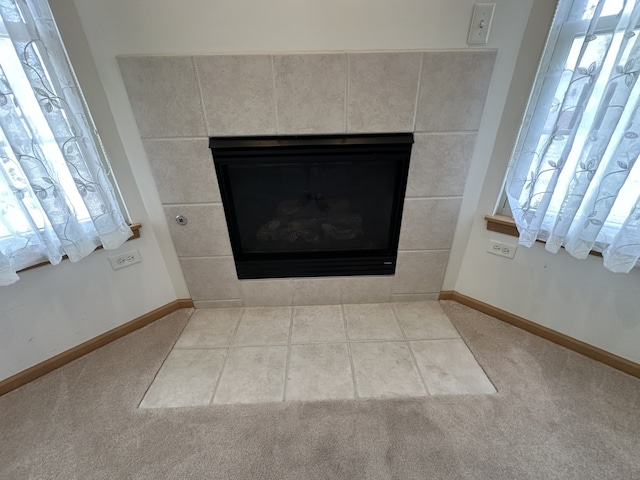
[0, 298, 194, 397]
[439, 290, 640, 379]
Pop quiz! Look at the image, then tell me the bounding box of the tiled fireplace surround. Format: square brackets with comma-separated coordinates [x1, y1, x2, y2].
[119, 50, 496, 308]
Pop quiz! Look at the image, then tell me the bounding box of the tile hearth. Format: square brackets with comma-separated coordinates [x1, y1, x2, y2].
[140, 302, 495, 408]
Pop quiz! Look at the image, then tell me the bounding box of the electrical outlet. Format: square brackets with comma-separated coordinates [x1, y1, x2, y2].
[487, 240, 517, 259]
[108, 249, 142, 270]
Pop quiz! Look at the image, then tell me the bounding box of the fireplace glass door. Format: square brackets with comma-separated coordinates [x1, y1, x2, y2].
[210, 134, 412, 279]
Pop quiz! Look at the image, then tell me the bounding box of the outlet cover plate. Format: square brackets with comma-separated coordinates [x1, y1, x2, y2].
[487, 240, 517, 259]
[108, 249, 142, 270]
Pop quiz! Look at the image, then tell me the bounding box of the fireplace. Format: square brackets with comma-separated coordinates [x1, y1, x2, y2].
[210, 133, 413, 279]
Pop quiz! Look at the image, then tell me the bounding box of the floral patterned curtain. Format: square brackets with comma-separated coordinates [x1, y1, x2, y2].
[0, 0, 131, 286]
[506, 0, 640, 273]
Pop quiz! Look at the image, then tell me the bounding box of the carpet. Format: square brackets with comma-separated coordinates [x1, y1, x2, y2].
[1, 301, 638, 479]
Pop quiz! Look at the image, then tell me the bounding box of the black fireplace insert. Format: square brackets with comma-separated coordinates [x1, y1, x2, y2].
[209, 133, 413, 279]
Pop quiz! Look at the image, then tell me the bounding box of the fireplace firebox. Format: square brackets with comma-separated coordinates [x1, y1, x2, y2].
[210, 133, 413, 279]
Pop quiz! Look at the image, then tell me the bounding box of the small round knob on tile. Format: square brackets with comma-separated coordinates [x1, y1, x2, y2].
[175, 215, 188, 226]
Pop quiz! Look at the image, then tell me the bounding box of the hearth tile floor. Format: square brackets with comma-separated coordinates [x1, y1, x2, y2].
[139, 302, 496, 408]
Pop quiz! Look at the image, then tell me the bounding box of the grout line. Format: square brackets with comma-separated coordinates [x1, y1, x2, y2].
[282, 307, 295, 402]
[391, 304, 431, 396]
[192, 301, 243, 308]
[192, 57, 211, 136]
[219, 343, 292, 349]
[288, 279, 294, 306]
[139, 130, 479, 141]
[179, 255, 234, 260]
[403, 195, 464, 201]
[137, 308, 196, 409]
[412, 52, 424, 132]
[207, 308, 245, 405]
[412, 130, 480, 135]
[220, 342, 289, 348]
[171, 346, 230, 351]
[348, 338, 409, 345]
[407, 341, 432, 396]
[270, 55, 280, 134]
[394, 336, 461, 342]
[341, 304, 359, 399]
[182, 249, 447, 258]
[161, 202, 223, 207]
[397, 248, 452, 253]
[344, 54, 349, 133]
[140, 136, 211, 141]
[412, 130, 479, 135]
[171, 337, 464, 349]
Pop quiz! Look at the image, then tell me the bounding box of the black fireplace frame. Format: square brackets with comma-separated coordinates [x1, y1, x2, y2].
[209, 133, 413, 279]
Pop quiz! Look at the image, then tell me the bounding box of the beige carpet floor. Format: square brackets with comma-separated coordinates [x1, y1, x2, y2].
[1, 300, 639, 479]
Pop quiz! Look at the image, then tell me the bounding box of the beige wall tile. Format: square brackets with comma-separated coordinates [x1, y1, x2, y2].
[342, 276, 392, 304]
[398, 198, 462, 251]
[193, 300, 243, 309]
[347, 52, 421, 133]
[195, 55, 276, 135]
[240, 279, 293, 307]
[143, 138, 220, 204]
[406, 133, 477, 197]
[391, 293, 440, 302]
[164, 204, 232, 257]
[125, 52, 493, 300]
[180, 257, 240, 301]
[274, 54, 346, 134]
[118, 56, 206, 137]
[416, 50, 496, 132]
[292, 277, 344, 305]
[393, 251, 450, 294]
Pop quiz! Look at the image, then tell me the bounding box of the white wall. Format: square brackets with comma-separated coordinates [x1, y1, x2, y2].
[0, 245, 176, 379]
[454, 0, 640, 364]
[70, 0, 528, 53]
[0, 0, 182, 381]
[62, 1, 532, 322]
[69, 0, 534, 305]
[12, 0, 631, 381]
[67, 0, 534, 299]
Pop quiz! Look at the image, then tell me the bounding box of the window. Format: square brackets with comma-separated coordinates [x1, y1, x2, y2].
[0, 0, 131, 286]
[505, 0, 640, 272]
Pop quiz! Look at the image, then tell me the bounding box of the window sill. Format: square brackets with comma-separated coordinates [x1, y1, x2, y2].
[484, 215, 603, 258]
[16, 222, 142, 273]
[485, 214, 519, 237]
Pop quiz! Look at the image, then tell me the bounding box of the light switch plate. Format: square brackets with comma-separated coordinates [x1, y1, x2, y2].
[468, 3, 495, 45]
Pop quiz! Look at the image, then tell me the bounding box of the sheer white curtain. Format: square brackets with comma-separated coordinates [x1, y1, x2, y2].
[0, 0, 131, 286]
[506, 0, 640, 273]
